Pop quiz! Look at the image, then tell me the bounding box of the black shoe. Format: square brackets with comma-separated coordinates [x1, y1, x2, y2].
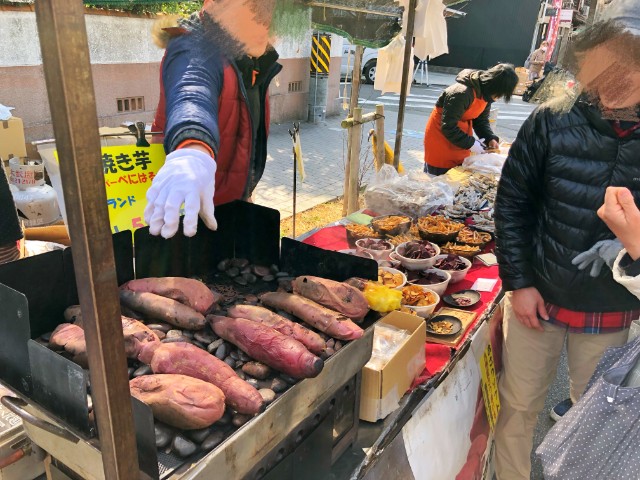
[549, 398, 573, 422]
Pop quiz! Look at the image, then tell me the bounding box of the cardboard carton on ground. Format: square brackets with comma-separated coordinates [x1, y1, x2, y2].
[359, 311, 426, 422]
[0, 117, 27, 161]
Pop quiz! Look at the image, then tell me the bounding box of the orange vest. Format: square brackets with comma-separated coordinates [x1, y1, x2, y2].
[423, 94, 488, 169]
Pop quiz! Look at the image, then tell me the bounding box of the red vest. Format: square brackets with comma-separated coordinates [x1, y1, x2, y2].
[152, 58, 270, 205]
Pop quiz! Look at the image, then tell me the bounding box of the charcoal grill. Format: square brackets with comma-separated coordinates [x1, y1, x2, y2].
[0, 202, 377, 479]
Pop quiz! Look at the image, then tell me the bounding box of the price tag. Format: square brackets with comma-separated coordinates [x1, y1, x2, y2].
[479, 343, 501, 430]
[55, 144, 166, 233]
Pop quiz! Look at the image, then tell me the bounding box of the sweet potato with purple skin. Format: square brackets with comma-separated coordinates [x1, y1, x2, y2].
[121, 277, 221, 314]
[208, 315, 324, 379]
[138, 342, 264, 415]
[260, 292, 364, 341]
[130, 374, 225, 430]
[227, 305, 326, 355]
[49, 323, 88, 367]
[120, 290, 206, 330]
[292, 276, 369, 322]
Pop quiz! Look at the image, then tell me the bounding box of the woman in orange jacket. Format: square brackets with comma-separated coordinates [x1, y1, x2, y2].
[423, 64, 519, 175]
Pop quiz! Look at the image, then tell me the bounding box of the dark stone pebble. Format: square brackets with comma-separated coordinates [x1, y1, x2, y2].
[182, 330, 195, 339]
[152, 330, 166, 341]
[215, 343, 229, 359]
[245, 378, 259, 389]
[234, 276, 248, 286]
[133, 364, 152, 377]
[257, 379, 273, 390]
[243, 273, 257, 284]
[226, 267, 240, 278]
[127, 367, 135, 379]
[194, 331, 217, 344]
[229, 350, 239, 361]
[224, 357, 236, 368]
[201, 429, 226, 451]
[217, 259, 230, 271]
[326, 338, 335, 348]
[275, 271, 291, 278]
[262, 275, 275, 282]
[166, 330, 183, 339]
[238, 351, 251, 362]
[41, 332, 52, 342]
[280, 374, 298, 385]
[146, 323, 172, 333]
[186, 427, 211, 444]
[155, 423, 174, 449]
[270, 264, 280, 274]
[172, 434, 198, 458]
[259, 389, 276, 404]
[208, 339, 224, 354]
[270, 377, 288, 393]
[240, 266, 252, 275]
[231, 258, 250, 269]
[161, 336, 191, 344]
[235, 369, 247, 380]
[335, 341, 343, 351]
[193, 340, 207, 350]
[217, 410, 233, 426]
[232, 413, 252, 428]
[252, 265, 270, 277]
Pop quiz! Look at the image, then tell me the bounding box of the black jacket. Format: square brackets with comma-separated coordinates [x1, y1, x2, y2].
[435, 70, 499, 150]
[495, 96, 640, 312]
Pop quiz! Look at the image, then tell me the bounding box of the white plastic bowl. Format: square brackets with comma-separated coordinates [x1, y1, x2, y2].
[355, 238, 394, 261]
[402, 285, 440, 318]
[395, 241, 440, 270]
[407, 268, 451, 297]
[432, 254, 472, 284]
[377, 266, 407, 290]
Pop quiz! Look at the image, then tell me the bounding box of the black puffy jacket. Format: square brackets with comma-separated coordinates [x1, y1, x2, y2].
[495, 97, 640, 312]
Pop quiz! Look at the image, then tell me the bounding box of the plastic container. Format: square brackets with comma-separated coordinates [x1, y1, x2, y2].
[432, 254, 472, 284]
[395, 241, 440, 270]
[407, 268, 451, 297]
[8, 158, 61, 227]
[401, 285, 440, 318]
[377, 267, 407, 290]
[355, 238, 394, 261]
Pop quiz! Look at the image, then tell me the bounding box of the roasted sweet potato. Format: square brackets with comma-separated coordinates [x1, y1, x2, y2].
[292, 276, 369, 322]
[121, 277, 221, 314]
[49, 323, 88, 367]
[138, 342, 264, 415]
[260, 292, 364, 341]
[119, 290, 206, 330]
[130, 374, 225, 430]
[208, 316, 324, 379]
[227, 305, 326, 355]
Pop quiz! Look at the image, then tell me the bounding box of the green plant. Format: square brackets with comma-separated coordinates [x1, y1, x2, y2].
[83, 1, 202, 15]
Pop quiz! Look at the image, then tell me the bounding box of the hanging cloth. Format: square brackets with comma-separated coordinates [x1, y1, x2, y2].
[399, 0, 449, 61]
[374, 34, 414, 95]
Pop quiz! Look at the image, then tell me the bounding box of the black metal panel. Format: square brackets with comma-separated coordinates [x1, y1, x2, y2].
[0, 250, 67, 339]
[64, 230, 134, 305]
[0, 284, 32, 395]
[135, 201, 280, 279]
[280, 238, 378, 282]
[132, 397, 160, 480]
[27, 340, 92, 437]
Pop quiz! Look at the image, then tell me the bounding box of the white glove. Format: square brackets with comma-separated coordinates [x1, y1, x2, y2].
[144, 148, 217, 239]
[470, 139, 486, 154]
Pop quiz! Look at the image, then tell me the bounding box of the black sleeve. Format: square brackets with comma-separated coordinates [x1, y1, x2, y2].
[473, 102, 499, 144]
[440, 88, 476, 149]
[494, 108, 548, 291]
[619, 253, 640, 277]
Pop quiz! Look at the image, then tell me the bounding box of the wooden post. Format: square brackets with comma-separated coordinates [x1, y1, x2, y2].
[393, 0, 418, 168]
[375, 104, 385, 171]
[343, 45, 364, 216]
[34, 1, 139, 478]
[347, 107, 363, 215]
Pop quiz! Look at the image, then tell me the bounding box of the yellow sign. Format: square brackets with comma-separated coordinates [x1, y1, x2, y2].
[479, 343, 501, 430]
[55, 144, 166, 234]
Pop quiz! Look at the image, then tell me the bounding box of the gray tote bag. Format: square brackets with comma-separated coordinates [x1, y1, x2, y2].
[536, 335, 640, 479]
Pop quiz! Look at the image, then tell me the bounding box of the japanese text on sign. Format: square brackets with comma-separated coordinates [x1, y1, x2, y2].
[479, 343, 501, 430]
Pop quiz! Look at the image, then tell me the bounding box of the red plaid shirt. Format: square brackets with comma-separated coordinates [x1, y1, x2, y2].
[545, 303, 640, 334]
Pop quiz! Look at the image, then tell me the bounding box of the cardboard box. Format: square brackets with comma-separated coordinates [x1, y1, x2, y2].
[0, 117, 27, 161]
[359, 311, 426, 422]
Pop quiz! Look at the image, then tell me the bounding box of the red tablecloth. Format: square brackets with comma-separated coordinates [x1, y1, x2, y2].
[302, 223, 502, 385]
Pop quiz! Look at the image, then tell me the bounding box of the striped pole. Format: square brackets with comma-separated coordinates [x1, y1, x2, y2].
[309, 32, 332, 123]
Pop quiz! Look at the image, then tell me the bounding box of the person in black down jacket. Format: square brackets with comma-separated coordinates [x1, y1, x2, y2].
[493, 1, 640, 478]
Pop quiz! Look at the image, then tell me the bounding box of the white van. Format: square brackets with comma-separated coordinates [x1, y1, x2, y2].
[340, 41, 379, 84]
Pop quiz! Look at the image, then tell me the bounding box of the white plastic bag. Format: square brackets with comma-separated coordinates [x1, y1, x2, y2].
[0, 104, 14, 121]
[461, 153, 507, 175]
[374, 35, 414, 95]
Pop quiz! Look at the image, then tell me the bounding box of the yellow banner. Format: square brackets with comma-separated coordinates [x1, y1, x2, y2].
[479, 343, 501, 430]
[55, 144, 166, 234]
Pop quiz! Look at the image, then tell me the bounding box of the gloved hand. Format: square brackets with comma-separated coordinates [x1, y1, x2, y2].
[144, 148, 217, 239]
[470, 139, 486, 154]
[572, 239, 624, 277]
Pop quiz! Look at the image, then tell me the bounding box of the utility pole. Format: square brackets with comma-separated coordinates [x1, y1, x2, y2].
[586, 0, 599, 26]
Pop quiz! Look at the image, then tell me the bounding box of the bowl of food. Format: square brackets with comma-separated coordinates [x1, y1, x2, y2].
[406, 268, 451, 297]
[426, 315, 462, 336]
[371, 214, 412, 237]
[417, 215, 465, 244]
[440, 242, 481, 260]
[433, 254, 472, 284]
[443, 289, 481, 308]
[345, 224, 381, 247]
[456, 227, 492, 249]
[377, 267, 407, 290]
[395, 240, 440, 270]
[355, 238, 394, 261]
[337, 249, 375, 260]
[400, 284, 440, 318]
